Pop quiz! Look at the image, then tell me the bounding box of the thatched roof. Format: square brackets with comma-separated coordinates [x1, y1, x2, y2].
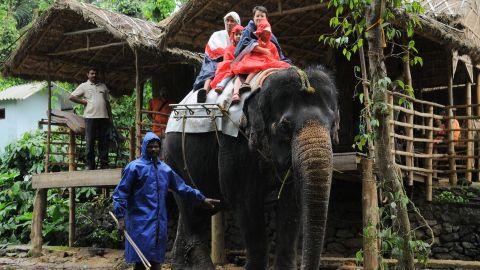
[159, 0, 480, 68]
[2, 0, 202, 97]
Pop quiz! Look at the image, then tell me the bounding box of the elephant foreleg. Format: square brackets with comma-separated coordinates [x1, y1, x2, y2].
[236, 196, 268, 270]
[274, 184, 300, 270]
[171, 196, 214, 270]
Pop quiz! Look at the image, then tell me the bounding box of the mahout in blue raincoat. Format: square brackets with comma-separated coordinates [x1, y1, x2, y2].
[113, 132, 206, 264]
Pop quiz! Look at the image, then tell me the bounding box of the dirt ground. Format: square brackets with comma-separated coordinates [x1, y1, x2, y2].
[3, 245, 478, 270]
[0, 246, 244, 270]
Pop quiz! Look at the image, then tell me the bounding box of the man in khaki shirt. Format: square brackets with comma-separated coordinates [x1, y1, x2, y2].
[70, 68, 112, 170]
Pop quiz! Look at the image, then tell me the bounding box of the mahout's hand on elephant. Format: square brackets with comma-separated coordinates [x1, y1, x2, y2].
[202, 198, 220, 209]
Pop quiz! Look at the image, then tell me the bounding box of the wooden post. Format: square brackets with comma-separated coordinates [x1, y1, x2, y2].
[211, 212, 226, 265]
[359, 45, 375, 156]
[406, 106, 414, 186]
[476, 72, 480, 181]
[68, 129, 76, 247]
[361, 158, 379, 270]
[426, 105, 434, 201]
[31, 80, 53, 256]
[129, 126, 135, 161]
[403, 52, 414, 186]
[388, 93, 395, 162]
[134, 49, 143, 157]
[466, 82, 473, 183]
[447, 59, 458, 186]
[45, 80, 52, 174]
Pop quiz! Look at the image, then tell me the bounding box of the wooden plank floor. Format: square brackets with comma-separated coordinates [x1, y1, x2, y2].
[32, 152, 365, 189]
[32, 169, 122, 189]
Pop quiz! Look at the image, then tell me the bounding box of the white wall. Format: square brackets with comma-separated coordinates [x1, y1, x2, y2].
[0, 100, 19, 152]
[0, 91, 50, 152]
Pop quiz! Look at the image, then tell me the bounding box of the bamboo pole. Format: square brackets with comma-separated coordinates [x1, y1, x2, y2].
[466, 82, 473, 183]
[359, 45, 375, 156]
[389, 93, 396, 162]
[476, 72, 480, 182]
[406, 106, 414, 186]
[476, 72, 480, 117]
[387, 90, 445, 108]
[447, 57, 458, 186]
[134, 49, 143, 158]
[269, 3, 328, 16]
[446, 103, 480, 109]
[426, 105, 434, 201]
[68, 129, 76, 247]
[361, 158, 379, 270]
[47, 42, 127, 56]
[46, 80, 52, 173]
[211, 212, 226, 265]
[129, 126, 135, 161]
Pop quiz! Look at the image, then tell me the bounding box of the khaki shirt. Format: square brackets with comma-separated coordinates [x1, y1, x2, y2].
[71, 81, 110, 119]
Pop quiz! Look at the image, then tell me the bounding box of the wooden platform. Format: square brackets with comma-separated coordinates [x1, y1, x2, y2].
[333, 152, 365, 172]
[31, 152, 365, 189]
[32, 169, 122, 189]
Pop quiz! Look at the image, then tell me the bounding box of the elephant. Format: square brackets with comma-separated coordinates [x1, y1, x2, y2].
[163, 66, 339, 270]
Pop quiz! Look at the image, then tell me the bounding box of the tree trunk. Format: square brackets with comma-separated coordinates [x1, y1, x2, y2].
[365, 0, 415, 269]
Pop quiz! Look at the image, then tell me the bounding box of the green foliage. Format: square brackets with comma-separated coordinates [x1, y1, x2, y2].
[0, 0, 53, 62]
[0, 131, 120, 247]
[111, 93, 136, 128]
[0, 169, 33, 244]
[75, 196, 123, 248]
[434, 190, 470, 204]
[321, 0, 425, 153]
[143, 0, 176, 22]
[376, 190, 431, 266]
[0, 132, 42, 244]
[319, 0, 424, 62]
[95, 0, 142, 17]
[0, 131, 45, 175]
[93, 0, 176, 21]
[0, 5, 20, 61]
[0, 76, 24, 92]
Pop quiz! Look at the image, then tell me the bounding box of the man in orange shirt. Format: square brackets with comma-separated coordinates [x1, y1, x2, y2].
[148, 88, 173, 137]
[452, 118, 461, 142]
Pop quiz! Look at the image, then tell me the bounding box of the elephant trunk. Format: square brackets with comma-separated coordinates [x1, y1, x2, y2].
[292, 121, 333, 270]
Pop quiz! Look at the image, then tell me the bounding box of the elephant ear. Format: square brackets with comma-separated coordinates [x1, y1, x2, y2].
[243, 89, 269, 149]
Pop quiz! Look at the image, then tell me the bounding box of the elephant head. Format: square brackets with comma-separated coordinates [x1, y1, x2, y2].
[244, 66, 339, 269]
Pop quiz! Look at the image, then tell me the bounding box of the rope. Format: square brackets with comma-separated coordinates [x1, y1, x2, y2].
[293, 67, 315, 94]
[210, 114, 222, 147]
[365, 17, 387, 48]
[181, 113, 198, 189]
[277, 166, 292, 199]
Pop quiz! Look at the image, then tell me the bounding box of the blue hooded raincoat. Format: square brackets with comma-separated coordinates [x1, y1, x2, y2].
[113, 132, 206, 263]
[234, 20, 290, 63]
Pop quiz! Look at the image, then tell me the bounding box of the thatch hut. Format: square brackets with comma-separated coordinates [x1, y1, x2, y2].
[2, 0, 202, 97]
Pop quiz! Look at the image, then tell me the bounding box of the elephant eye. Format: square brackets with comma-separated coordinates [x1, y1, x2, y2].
[277, 120, 292, 143]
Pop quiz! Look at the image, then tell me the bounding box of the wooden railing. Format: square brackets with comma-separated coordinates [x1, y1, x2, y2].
[138, 110, 169, 149]
[42, 120, 135, 171]
[387, 91, 445, 201]
[387, 91, 480, 201]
